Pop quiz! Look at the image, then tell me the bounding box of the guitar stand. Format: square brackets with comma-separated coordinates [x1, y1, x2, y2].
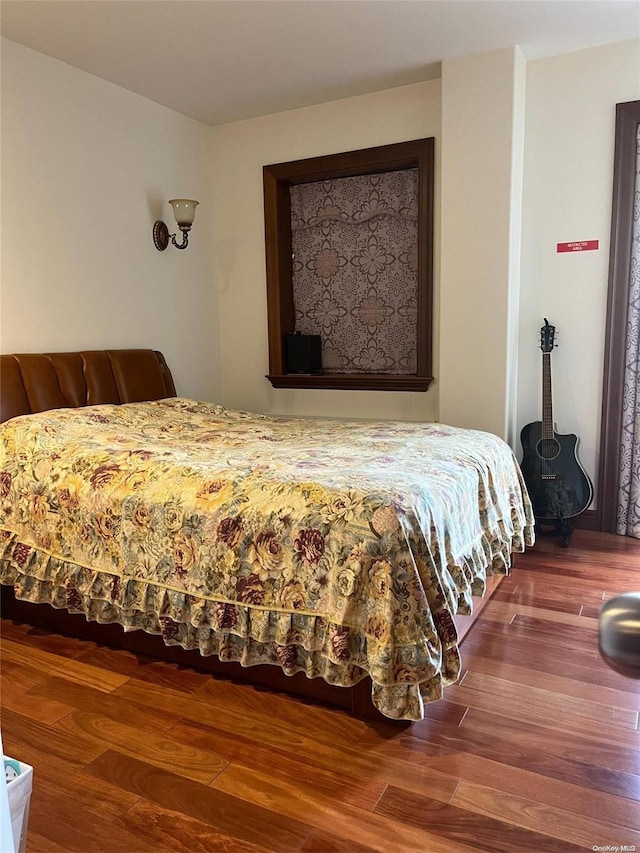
[535, 517, 574, 549]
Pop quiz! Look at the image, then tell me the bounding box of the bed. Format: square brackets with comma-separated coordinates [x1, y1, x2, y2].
[0, 349, 535, 721]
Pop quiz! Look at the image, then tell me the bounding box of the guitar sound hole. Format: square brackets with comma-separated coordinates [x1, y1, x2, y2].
[536, 438, 561, 460]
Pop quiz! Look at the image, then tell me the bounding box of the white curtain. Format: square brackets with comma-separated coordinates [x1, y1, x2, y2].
[617, 124, 640, 538]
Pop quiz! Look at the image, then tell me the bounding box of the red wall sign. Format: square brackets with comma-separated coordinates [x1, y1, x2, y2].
[557, 240, 599, 253]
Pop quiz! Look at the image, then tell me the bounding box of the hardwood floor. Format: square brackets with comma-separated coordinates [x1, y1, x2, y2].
[1, 529, 639, 852]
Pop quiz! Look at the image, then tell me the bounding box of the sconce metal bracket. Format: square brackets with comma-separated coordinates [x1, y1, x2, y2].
[153, 220, 170, 251]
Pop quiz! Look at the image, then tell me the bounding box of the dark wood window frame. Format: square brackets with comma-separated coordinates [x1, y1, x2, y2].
[597, 100, 640, 533]
[263, 138, 434, 391]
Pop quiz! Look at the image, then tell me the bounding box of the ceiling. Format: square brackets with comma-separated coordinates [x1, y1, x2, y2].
[1, 0, 638, 126]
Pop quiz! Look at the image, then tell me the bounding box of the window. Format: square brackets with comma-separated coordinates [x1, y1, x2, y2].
[263, 138, 434, 391]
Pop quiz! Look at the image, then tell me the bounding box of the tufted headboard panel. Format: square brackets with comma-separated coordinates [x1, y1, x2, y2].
[0, 350, 176, 423]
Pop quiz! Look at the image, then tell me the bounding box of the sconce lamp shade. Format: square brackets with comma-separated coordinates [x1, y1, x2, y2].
[153, 198, 199, 251]
[169, 199, 199, 227]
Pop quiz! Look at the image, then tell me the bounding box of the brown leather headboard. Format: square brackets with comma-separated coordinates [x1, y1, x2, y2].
[0, 350, 177, 423]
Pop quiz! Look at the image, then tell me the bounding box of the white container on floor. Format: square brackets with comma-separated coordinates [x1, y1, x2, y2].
[3, 757, 33, 853]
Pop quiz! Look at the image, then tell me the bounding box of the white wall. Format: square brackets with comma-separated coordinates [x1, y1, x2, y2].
[519, 39, 640, 498]
[440, 47, 526, 441]
[211, 81, 441, 421]
[0, 38, 220, 401]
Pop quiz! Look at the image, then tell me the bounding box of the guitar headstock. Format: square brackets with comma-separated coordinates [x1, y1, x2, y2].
[540, 318, 556, 353]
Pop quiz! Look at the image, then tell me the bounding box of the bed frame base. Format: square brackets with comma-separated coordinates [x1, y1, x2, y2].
[1, 574, 504, 722]
[0, 585, 380, 719]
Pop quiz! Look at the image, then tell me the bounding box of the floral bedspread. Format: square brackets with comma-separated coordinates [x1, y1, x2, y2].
[0, 398, 534, 720]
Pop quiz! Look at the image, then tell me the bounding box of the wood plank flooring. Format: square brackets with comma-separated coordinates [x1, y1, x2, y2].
[1, 529, 639, 852]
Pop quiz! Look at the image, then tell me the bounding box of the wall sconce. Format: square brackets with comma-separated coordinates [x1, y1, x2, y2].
[153, 199, 199, 251]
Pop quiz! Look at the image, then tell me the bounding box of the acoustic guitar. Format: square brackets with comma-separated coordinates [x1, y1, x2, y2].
[520, 319, 593, 546]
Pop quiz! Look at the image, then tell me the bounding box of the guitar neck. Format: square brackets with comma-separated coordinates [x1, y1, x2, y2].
[542, 352, 554, 438]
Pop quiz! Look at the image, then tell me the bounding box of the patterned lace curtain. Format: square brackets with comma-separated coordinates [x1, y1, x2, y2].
[618, 124, 640, 538]
[290, 170, 418, 374]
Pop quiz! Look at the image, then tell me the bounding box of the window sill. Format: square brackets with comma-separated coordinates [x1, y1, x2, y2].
[266, 373, 433, 391]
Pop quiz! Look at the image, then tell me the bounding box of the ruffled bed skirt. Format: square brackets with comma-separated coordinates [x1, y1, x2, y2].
[0, 534, 459, 720]
[0, 527, 520, 720]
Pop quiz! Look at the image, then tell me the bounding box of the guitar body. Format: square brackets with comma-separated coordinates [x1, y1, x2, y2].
[520, 420, 593, 520]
